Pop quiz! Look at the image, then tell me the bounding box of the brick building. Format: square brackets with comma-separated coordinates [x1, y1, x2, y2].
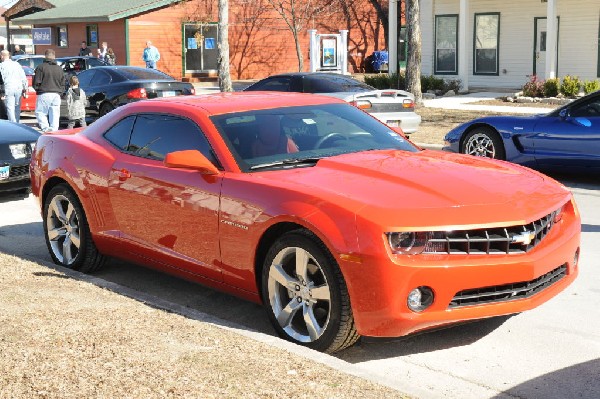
[5, 0, 388, 80]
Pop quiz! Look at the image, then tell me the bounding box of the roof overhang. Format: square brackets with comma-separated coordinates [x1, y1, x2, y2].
[2, 0, 55, 20]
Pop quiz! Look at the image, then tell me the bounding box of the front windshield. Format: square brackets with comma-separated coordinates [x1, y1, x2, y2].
[210, 103, 418, 172]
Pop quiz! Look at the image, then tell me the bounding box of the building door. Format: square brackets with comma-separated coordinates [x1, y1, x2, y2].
[183, 23, 219, 73]
[534, 17, 559, 79]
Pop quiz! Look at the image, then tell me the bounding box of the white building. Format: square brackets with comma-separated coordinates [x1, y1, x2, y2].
[390, 0, 599, 91]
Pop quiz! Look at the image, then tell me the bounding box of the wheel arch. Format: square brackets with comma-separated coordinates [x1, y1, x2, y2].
[459, 123, 501, 150]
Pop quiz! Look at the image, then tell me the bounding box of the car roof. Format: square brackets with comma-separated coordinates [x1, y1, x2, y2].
[11, 54, 44, 59]
[140, 92, 345, 115]
[262, 72, 357, 79]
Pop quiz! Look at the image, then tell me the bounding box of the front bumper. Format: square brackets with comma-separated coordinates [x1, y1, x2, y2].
[342, 202, 581, 337]
[0, 161, 31, 192]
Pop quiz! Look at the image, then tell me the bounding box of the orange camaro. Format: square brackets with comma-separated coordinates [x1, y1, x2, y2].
[30, 93, 581, 353]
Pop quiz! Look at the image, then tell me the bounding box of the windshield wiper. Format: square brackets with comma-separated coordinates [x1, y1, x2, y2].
[249, 157, 321, 170]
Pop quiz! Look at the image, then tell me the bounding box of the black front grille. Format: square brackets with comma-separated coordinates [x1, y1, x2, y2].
[424, 209, 560, 255]
[448, 264, 567, 308]
[9, 164, 29, 178]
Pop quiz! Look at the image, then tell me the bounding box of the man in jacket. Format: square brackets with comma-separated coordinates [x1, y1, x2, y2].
[33, 49, 65, 132]
[0, 50, 28, 123]
[142, 41, 160, 69]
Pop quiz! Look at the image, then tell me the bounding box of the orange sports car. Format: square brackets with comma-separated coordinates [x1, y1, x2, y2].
[30, 93, 581, 353]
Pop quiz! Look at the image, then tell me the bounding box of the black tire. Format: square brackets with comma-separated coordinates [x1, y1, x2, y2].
[99, 102, 115, 117]
[461, 127, 506, 160]
[261, 230, 359, 353]
[43, 184, 106, 273]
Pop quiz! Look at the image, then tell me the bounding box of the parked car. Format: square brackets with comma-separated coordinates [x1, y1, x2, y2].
[12, 54, 45, 69]
[62, 66, 195, 119]
[244, 72, 421, 134]
[21, 66, 37, 112]
[56, 56, 108, 78]
[0, 121, 39, 193]
[443, 90, 600, 170]
[31, 93, 580, 353]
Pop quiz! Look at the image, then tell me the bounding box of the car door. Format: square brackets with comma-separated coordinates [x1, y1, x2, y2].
[79, 69, 111, 116]
[106, 113, 223, 280]
[532, 95, 600, 167]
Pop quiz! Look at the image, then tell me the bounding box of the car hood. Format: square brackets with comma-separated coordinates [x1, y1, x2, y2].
[0, 121, 41, 143]
[256, 150, 570, 229]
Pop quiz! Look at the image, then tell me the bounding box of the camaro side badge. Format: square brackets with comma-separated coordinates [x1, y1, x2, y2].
[512, 231, 536, 245]
[221, 219, 249, 230]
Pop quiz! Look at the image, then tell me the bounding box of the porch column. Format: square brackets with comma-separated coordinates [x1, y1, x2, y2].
[308, 29, 318, 72]
[458, 0, 469, 92]
[388, 0, 398, 74]
[545, 0, 558, 79]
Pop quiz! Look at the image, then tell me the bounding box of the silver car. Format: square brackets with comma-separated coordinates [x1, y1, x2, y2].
[244, 73, 421, 134]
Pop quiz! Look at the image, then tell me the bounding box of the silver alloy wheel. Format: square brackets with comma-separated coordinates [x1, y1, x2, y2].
[465, 132, 496, 158]
[267, 246, 331, 343]
[46, 194, 81, 265]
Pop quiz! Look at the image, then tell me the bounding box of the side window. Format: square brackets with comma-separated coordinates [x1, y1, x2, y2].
[77, 70, 95, 87]
[103, 116, 136, 150]
[570, 96, 600, 117]
[127, 114, 219, 166]
[90, 70, 111, 86]
[88, 58, 104, 68]
[247, 78, 291, 92]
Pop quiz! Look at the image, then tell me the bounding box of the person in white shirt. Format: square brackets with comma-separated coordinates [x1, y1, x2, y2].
[0, 50, 28, 123]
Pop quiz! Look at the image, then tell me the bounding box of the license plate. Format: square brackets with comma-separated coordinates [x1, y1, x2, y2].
[162, 91, 176, 97]
[0, 166, 9, 180]
[386, 120, 401, 127]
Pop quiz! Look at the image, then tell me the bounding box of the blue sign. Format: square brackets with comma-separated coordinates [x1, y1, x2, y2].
[205, 38, 215, 50]
[32, 28, 52, 45]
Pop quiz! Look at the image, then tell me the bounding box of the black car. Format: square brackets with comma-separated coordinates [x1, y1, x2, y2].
[56, 56, 108, 75]
[0, 121, 40, 193]
[68, 66, 196, 118]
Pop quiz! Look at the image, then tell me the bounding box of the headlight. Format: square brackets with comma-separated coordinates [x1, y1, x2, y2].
[9, 144, 27, 159]
[387, 232, 431, 255]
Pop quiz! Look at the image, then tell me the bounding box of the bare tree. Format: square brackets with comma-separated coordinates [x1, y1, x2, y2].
[266, 0, 340, 71]
[218, 0, 233, 92]
[405, 0, 422, 104]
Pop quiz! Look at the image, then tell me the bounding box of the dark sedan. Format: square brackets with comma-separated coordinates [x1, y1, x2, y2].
[0, 121, 40, 193]
[443, 90, 600, 171]
[244, 72, 421, 134]
[68, 66, 196, 118]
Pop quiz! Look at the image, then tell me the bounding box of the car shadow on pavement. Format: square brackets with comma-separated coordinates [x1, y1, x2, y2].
[492, 358, 600, 399]
[336, 315, 514, 362]
[0, 190, 30, 204]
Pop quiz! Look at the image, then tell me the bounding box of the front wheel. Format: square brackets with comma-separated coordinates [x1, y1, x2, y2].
[261, 230, 359, 353]
[43, 184, 106, 273]
[461, 127, 506, 160]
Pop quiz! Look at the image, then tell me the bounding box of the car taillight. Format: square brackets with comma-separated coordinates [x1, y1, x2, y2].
[402, 99, 415, 109]
[127, 88, 147, 99]
[350, 100, 372, 110]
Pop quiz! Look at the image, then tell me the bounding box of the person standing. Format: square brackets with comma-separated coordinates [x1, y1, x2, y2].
[105, 48, 116, 65]
[12, 45, 25, 56]
[98, 41, 108, 62]
[33, 49, 65, 132]
[79, 41, 92, 56]
[66, 75, 86, 129]
[142, 41, 160, 69]
[0, 50, 28, 123]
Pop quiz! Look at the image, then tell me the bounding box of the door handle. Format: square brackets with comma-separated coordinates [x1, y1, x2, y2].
[117, 168, 131, 181]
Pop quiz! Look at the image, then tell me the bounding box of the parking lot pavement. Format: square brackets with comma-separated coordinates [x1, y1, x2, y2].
[0, 171, 598, 399]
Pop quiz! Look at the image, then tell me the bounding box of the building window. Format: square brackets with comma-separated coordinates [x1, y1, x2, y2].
[86, 24, 98, 47]
[474, 13, 500, 75]
[435, 15, 458, 75]
[56, 25, 68, 47]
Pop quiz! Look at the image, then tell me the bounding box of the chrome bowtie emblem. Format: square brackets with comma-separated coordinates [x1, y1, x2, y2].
[512, 231, 536, 245]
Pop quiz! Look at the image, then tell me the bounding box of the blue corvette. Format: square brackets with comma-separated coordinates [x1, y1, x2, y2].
[443, 90, 600, 171]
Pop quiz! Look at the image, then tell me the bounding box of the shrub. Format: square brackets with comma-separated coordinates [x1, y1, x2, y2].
[583, 79, 600, 95]
[443, 79, 462, 93]
[522, 75, 544, 97]
[543, 78, 560, 97]
[364, 73, 404, 90]
[560, 75, 581, 97]
[421, 75, 445, 92]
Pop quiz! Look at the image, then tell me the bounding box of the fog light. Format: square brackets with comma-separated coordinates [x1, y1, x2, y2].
[407, 286, 434, 312]
[573, 248, 580, 268]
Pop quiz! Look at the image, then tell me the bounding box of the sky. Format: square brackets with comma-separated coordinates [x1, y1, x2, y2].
[0, 0, 18, 9]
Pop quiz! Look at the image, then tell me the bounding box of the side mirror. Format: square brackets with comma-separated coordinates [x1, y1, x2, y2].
[559, 108, 569, 119]
[164, 150, 219, 174]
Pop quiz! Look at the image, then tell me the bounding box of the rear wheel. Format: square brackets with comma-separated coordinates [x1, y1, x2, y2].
[99, 102, 115, 117]
[43, 184, 106, 272]
[261, 230, 359, 353]
[461, 127, 506, 160]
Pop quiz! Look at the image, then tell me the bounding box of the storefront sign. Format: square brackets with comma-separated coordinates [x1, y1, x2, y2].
[32, 28, 52, 45]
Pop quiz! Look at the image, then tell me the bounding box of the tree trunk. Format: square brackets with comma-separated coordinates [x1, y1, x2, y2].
[218, 0, 233, 92]
[293, 29, 304, 71]
[405, 0, 422, 104]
